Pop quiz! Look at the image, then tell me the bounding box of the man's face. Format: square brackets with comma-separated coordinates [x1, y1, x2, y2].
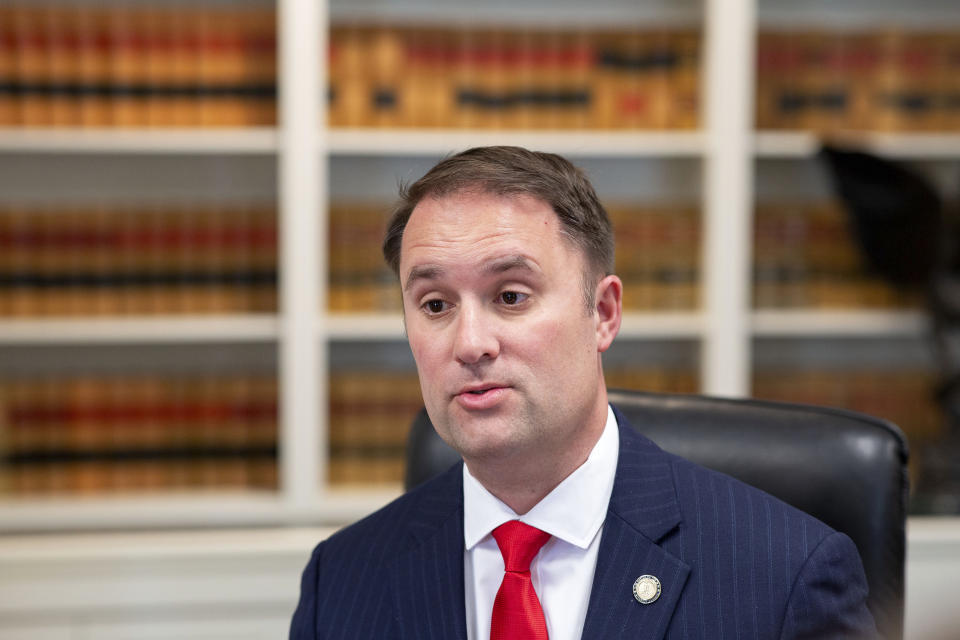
[399, 191, 618, 471]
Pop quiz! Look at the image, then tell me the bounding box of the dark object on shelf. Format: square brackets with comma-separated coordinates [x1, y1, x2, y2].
[405, 389, 909, 640]
[821, 143, 960, 518]
[820, 144, 942, 285]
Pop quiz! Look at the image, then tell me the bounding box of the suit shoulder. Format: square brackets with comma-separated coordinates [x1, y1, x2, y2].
[663, 448, 837, 541]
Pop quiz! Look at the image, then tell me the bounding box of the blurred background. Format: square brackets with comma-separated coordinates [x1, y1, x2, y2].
[0, 0, 958, 638]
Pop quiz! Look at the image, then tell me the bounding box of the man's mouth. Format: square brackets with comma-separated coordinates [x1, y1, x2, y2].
[455, 385, 509, 409]
[458, 384, 505, 396]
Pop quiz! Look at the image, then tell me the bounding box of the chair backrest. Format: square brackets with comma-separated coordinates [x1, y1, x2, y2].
[404, 389, 909, 640]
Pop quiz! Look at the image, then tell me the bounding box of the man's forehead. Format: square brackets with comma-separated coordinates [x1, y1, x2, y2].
[402, 191, 558, 245]
[412, 189, 552, 219]
[402, 193, 559, 258]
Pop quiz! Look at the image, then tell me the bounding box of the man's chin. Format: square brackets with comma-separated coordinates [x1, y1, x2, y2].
[449, 429, 530, 467]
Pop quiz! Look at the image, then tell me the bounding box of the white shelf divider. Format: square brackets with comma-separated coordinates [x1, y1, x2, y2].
[0, 128, 279, 154]
[701, 0, 756, 397]
[328, 129, 705, 157]
[0, 315, 279, 345]
[278, 0, 324, 512]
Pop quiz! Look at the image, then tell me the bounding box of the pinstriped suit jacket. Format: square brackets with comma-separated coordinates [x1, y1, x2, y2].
[290, 407, 877, 639]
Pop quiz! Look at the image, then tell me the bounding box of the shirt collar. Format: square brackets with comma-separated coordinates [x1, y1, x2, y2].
[463, 405, 620, 550]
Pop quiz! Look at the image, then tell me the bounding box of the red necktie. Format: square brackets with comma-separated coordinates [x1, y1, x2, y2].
[490, 520, 551, 640]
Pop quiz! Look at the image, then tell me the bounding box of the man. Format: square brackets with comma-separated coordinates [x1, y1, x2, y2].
[291, 146, 877, 639]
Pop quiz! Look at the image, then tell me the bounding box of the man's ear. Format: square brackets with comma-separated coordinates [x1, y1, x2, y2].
[594, 274, 622, 353]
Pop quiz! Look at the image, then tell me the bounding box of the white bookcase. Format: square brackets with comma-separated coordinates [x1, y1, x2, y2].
[0, 0, 958, 533]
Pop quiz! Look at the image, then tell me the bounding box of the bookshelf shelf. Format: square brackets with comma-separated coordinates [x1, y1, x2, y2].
[0, 493, 287, 533]
[755, 131, 960, 159]
[330, 0, 700, 28]
[750, 309, 928, 337]
[320, 486, 404, 522]
[0, 315, 279, 345]
[618, 312, 704, 339]
[0, 488, 401, 533]
[328, 129, 706, 158]
[324, 313, 406, 340]
[0, 129, 279, 155]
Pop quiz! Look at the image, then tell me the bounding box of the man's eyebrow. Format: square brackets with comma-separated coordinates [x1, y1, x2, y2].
[403, 264, 444, 292]
[483, 255, 540, 276]
[403, 255, 540, 293]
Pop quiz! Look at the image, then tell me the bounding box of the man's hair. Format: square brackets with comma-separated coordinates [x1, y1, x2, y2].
[382, 146, 614, 306]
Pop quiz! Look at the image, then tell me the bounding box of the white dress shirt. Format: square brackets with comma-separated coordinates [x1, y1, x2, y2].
[463, 405, 620, 640]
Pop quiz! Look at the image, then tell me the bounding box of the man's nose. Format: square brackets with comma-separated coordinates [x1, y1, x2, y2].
[453, 303, 500, 365]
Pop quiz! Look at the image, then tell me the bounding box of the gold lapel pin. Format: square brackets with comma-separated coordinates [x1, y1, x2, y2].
[633, 575, 662, 604]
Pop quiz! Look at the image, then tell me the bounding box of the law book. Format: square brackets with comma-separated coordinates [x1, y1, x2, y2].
[328, 202, 397, 312]
[873, 30, 929, 132]
[943, 33, 960, 131]
[329, 371, 421, 486]
[241, 7, 277, 126]
[554, 29, 594, 130]
[197, 6, 261, 127]
[328, 24, 370, 128]
[667, 30, 700, 130]
[107, 6, 149, 127]
[604, 367, 698, 395]
[77, 7, 113, 127]
[400, 27, 443, 127]
[753, 368, 941, 442]
[0, 6, 16, 125]
[13, 5, 51, 126]
[46, 3, 80, 126]
[609, 203, 700, 310]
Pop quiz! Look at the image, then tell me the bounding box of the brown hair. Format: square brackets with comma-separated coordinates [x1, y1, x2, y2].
[382, 146, 614, 305]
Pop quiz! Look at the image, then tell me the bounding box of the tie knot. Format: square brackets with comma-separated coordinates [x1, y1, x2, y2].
[492, 520, 551, 573]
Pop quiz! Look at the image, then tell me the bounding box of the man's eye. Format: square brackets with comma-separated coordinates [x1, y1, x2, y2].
[499, 291, 527, 305]
[423, 299, 447, 314]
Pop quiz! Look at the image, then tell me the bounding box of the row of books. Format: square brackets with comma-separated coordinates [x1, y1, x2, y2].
[753, 367, 942, 442]
[608, 203, 700, 311]
[330, 25, 700, 130]
[6, 7, 960, 134]
[0, 370, 420, 494]
[0, 198, 922, 319]
[328, 371, 423, 486]
[0, 5, 276, 127]
[0, 204, 278, 316]
[757, 30, 960, 132]
[604, 368, 698, 396]
[0, 366, 938, 495]
[0, 375, 278, 495]
[329, 201, 702, 313]
[328, 202, 398, 313]
[753, 201, 922, 309]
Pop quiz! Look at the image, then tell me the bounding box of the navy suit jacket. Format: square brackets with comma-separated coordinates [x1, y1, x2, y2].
[291, 407, 877, 639]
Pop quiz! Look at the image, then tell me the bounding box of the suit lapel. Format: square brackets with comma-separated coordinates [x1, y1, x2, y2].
[580, 411, 691, 640]
[390, 463, 468, 640]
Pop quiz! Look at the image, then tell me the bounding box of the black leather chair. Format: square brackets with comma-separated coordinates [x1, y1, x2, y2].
[405, 389, 909, 640]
